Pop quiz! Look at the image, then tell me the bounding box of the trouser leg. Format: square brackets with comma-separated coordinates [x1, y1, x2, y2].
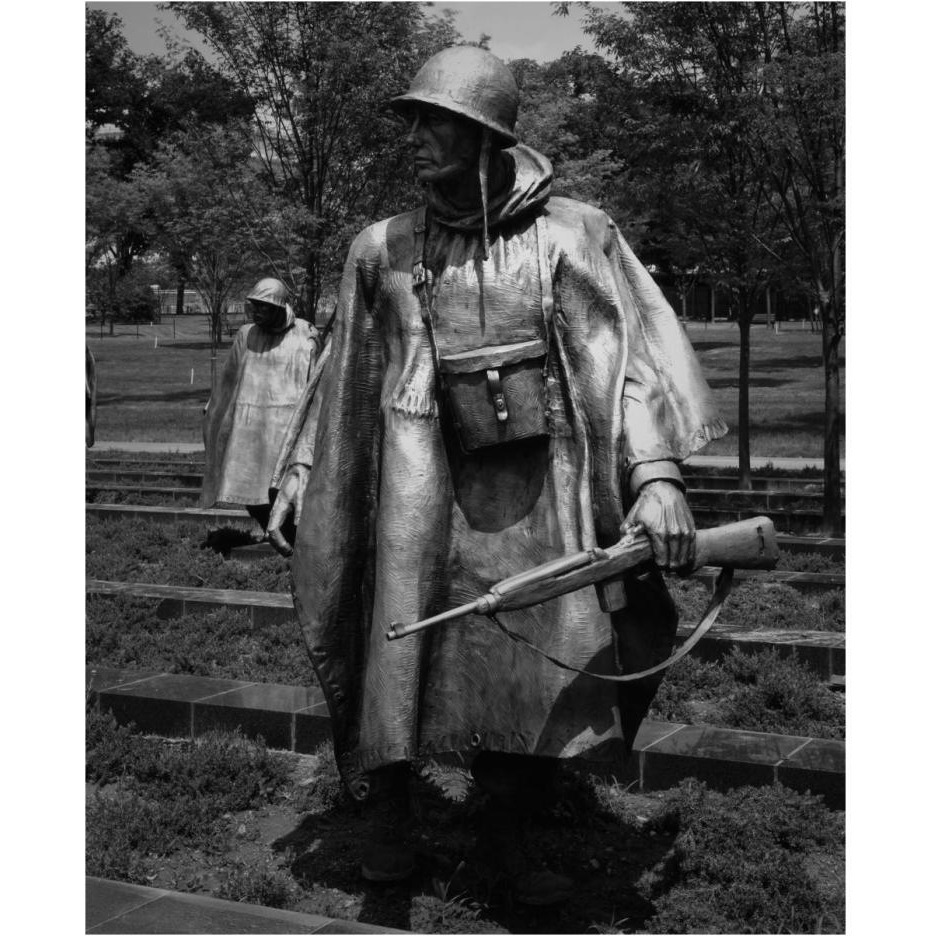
[470, 752, 572, 906]
[359, 762, 417, 883]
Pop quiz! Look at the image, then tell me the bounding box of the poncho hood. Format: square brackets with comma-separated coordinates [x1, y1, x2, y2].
[426, 143, 553, 232]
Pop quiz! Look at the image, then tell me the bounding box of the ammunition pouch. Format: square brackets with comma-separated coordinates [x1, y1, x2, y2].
[439, 339, 548, 451]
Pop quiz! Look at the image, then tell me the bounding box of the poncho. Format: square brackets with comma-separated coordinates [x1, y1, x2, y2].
[287, 146, 727, 796]
[201, 310, 318, 508]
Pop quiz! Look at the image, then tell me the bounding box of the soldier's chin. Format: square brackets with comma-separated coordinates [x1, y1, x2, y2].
[415, 162, 462, 185]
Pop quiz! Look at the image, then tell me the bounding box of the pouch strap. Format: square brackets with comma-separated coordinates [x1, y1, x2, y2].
[487, 566, 734, 683]
[487, 369, 509, 422]
[413, 206, 446, 384]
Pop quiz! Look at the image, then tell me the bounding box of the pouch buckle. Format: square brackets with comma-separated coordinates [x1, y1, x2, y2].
[487, 369, 509, 422]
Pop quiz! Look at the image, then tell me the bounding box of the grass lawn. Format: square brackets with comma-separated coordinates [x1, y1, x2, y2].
[87, 317, 844, 458]
[87, 317, 224, 443]
[686, 322, 844, 459]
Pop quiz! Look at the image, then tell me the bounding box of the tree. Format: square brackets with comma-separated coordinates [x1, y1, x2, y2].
[165, 1, 465, 317]
[86, 7, 146, 140]
[752, 2, 845, 534]
[87, 6, 256, 321]
[131, 121, 268, 382]
[571, 2, 785, 489]
[86, 146, 152, 333]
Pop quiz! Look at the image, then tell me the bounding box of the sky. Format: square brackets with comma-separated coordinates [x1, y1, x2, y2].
[90, 0, 600, 64]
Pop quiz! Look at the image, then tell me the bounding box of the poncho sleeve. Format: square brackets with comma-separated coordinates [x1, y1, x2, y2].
[550, 203, 726, 541]
[608, 223, 728, 469]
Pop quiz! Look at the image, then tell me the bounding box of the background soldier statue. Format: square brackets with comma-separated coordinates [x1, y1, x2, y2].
[269, 46, 727, 903]
[201, 278, 319, 542]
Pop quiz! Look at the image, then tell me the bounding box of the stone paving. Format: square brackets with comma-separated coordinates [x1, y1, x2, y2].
[86, 876, 406, 933]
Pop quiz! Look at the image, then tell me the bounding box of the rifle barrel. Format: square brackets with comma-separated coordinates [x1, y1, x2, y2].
[386, 597, 486, 640]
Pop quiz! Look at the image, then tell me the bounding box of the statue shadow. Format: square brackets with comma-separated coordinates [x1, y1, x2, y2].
[162, 340, 234, 351]
[706, 376, 793, 389]
[271, 757, 673, 934]
[755, 353, 845, 370]
[690, 340, 736, 353]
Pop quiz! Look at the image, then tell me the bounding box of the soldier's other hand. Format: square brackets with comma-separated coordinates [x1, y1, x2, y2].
[266, 464, 310, 557]
[622, 480, 696, 572]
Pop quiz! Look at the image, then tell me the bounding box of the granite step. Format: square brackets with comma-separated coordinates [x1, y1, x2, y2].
[87, 503, 253, 526]
[87, 481, 840, 518]
[219, 540, 846, 594]
[683, 474, 833, 493]
[85, 666, 844, 809]
[691, 505, 843, 536]
[87, 468, 204, 488]
[87, 465, 836, 496]
[86, 580, 845, 680]
[86, 876, 404, 933]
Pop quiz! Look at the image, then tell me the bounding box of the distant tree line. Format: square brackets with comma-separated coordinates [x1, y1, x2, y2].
[86, 1, 843, 532]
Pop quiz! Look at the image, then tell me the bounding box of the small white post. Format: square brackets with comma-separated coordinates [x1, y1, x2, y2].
[190, 368, 194, 385]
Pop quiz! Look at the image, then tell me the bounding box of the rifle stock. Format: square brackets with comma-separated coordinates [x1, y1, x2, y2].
[386, 516, 778, 641]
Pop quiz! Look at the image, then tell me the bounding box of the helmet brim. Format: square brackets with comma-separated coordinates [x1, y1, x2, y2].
[388, 93, 518, 148]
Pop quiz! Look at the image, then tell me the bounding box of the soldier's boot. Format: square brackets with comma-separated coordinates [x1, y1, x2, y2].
[359, 762, 417, 883]
[471, 752, 573, 907]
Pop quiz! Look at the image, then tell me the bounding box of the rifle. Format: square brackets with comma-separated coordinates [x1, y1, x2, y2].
[386, 517, 780, 681]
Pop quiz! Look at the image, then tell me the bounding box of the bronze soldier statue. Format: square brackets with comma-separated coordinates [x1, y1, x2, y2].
[268, 46, 727, 903]
[201, 278, 319, 541]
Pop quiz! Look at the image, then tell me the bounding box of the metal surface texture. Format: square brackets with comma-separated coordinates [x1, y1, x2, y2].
[279, 50, 728, 797]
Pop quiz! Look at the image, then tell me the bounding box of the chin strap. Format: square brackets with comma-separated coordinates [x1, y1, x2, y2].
[487, 566, 734, 683]
[478, 128, 492, 260]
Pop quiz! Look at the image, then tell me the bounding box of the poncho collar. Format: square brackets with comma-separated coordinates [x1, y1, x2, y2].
[425, 144, 553, 233]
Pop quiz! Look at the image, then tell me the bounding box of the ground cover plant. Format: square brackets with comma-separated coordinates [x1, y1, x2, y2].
[88, 320, 844, 457]
[86, 708, 294, 885]
[648, 647, 845, 740]
[637, 780, 844, 934]
[667, 577, 845, 632]
[87, 589, 843, 739]
[87, 514, 842, 602]
[86, 596, 311, 685]
[86, 516, 287, 591]
[86, 707, 843, 934]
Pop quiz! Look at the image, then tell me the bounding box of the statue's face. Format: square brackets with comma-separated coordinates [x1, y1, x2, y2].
[405, 104, 482, 185]
[249, 300, 283, 329]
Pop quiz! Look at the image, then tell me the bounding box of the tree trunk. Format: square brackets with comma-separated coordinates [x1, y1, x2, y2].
[304, 251, 320, 322]
[209, 303, 223, 389]
[175, 278, 186, 317]
[737, 291, 752, 491]
[765, 287, 772, 328]
[821, 312, 844, 536]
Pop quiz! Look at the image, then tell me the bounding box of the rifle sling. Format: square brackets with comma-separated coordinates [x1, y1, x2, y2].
[487, 566, 734, 683]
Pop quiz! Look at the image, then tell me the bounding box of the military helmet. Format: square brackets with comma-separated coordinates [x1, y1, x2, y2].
[390, 46, 519, 147]
[246, 278, 289, 309]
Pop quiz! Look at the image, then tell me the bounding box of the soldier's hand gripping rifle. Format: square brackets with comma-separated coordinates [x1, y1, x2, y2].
[386, 517, 780, 683]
